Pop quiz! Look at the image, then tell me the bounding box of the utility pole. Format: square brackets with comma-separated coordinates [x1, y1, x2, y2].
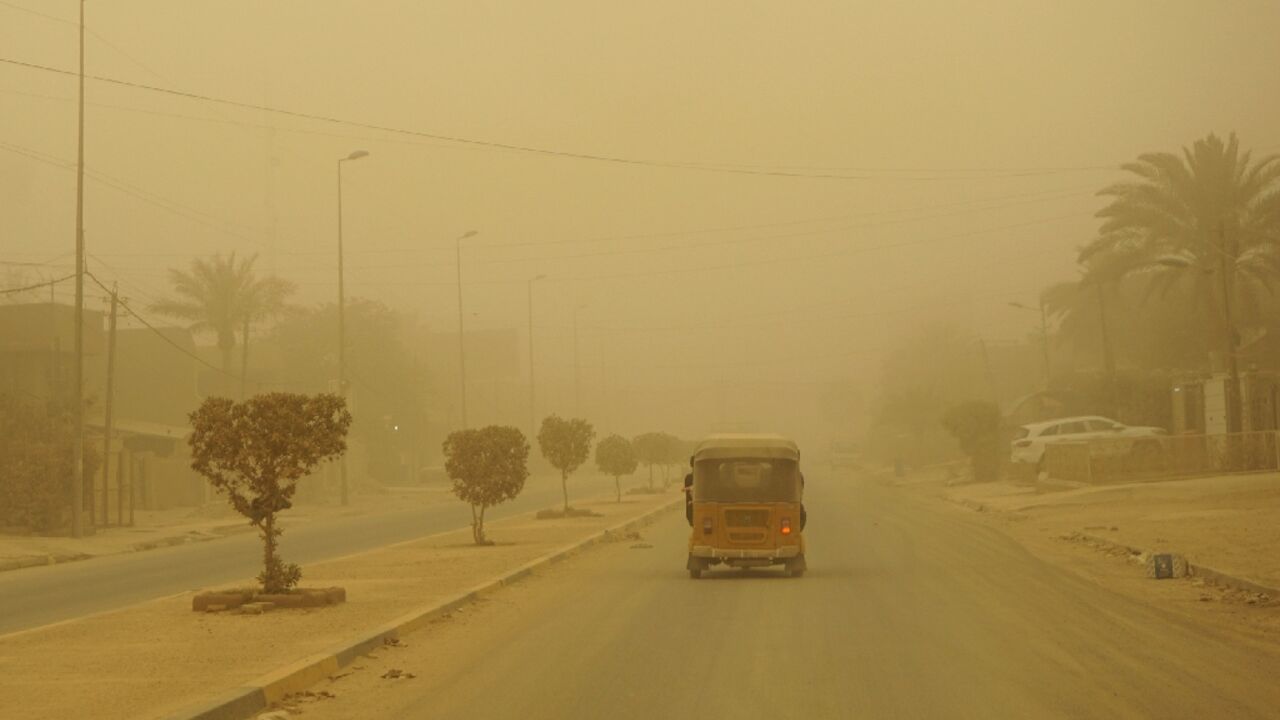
[336, 149, 368, 506]
[71, 0, 87, 538]
[101, 284, 118, 526]
[456, 239, 467, 429]
[239, 314, 250, 400]
[573, 303, 586, 416]
[527, 274, 545, 439]
[49, 279, 57, 404]
[454, 230, 478, 428]
[1008, 300, 1052, 388]
[1037, 298, 1051, 386]
[597, 335, 609, 432]
[976, 338, 999, 406]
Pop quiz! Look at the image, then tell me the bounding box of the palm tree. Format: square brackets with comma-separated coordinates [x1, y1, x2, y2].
[237, 274, 294, 396]
[1080, 133, 1280, 432]
[151, 253, 294, 379]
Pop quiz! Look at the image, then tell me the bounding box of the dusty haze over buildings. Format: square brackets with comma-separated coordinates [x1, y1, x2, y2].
[3, 1, 1279, 441]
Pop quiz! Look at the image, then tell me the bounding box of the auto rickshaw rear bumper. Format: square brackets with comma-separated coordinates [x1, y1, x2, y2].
[689, 545, 801, 560]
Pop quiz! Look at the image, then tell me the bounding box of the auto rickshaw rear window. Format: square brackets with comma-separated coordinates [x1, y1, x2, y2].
[694, 458, 800, 502]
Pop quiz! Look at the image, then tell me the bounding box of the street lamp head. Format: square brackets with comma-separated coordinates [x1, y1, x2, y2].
[534, 273, 547, 281]
[459, 230, 478, 240]
[344, 150, 370, 161]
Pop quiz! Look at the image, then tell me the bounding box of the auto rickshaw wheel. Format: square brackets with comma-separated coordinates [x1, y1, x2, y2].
[688, 566, 702, 579]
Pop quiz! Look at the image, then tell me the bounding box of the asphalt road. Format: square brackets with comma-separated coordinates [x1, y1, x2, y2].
[298, 472, 1280, 720]
[0, 475, 616, 635]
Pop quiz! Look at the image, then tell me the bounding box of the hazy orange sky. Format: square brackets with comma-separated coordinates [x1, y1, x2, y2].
[3, 1, 1278, 433]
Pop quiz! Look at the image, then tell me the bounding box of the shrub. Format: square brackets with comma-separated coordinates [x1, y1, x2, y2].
[537, 415, 595, 513]
[0, 396, 99, 532]
[940, 399, 1004, 483]
[443, 426, 530, 544]
[189, 393, 351, 593]
[594, 434, 638, 502]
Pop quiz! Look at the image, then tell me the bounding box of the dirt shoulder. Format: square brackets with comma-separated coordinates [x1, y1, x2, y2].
[0, 490, 678, 720]
[0, 484, 454, 572]
[891, 468, 1280, 640]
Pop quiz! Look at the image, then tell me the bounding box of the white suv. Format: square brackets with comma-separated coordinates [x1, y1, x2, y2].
[1010, 415, 1167, 469]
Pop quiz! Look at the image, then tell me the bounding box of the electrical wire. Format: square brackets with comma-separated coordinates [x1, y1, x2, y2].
[0, 140, 268, 246]
[0, 273, 75, 294]
[0, 55, 1117, 182]
[84, 267, 247, 383]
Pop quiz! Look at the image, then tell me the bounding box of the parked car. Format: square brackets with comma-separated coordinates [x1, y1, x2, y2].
[1010, 415, 1167, 471]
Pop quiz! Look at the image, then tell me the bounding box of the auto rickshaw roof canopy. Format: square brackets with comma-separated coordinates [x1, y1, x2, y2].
[693, 434, 800, 462]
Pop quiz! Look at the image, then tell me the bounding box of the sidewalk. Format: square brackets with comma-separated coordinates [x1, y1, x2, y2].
[0, 489, 678, 720]
[919, 471, 1280, 591]
[0, 484, 455, 572]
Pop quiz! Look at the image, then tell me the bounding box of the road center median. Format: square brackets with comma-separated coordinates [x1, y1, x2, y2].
[0, 491, 681, 720]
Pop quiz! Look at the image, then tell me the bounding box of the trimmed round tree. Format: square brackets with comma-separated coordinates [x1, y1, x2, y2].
[658, 432, 686, 489]
[443, 425, 530, 545]
[188, 392, 351, 593]
[537, 415, 595, 513]
[632, 432, 664, 490]
[940, 399, 1003, 483]
[595, 434, 638, 502]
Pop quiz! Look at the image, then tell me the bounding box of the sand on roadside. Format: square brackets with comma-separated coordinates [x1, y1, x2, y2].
[0, 490, 677, 720]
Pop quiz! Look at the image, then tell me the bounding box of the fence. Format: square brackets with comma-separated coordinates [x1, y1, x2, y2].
[1044, 430, 1280, 485]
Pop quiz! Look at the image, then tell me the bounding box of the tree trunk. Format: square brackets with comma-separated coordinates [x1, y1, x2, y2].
[647, 464, 653, 490]
[261, 513, 277, 592]
[1220, 225, 1242, 436]
[561, 469, 569, 513]
[218, 330, 235, 373]
[471, 503, 488, 544]
[615, 475, 621, 503]
[240, 315, 250, 399]
[1094, 282, 1117, 417]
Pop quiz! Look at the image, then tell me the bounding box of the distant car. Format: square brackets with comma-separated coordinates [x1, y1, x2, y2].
[1011, 415, 1167, 470]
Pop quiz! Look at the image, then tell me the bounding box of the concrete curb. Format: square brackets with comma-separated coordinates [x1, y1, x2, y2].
[0, 551, 92, 574]
[1074, 532, 1280, 598]
[155, 495, 682, 720]
[0, 524, 251, 576]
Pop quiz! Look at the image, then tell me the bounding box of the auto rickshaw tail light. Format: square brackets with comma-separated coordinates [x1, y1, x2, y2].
[781, 518, 792, 535]
[703, 517, 713, 535]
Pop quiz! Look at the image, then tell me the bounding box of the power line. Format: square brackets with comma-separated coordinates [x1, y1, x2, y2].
[0, 1, 173, 84]
[0, 140, 267, 245]
[0, 55, 1117, 181]
[0, 273, 75, 295]
[84, 267, 246, 383]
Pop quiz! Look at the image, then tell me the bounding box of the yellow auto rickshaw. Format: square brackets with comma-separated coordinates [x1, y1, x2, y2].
[684, 434, 806, 579]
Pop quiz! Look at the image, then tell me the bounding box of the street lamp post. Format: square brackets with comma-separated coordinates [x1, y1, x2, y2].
[71, 0, 87, 537]
[455, 230, 478, 428]
[527, 274, 546, 439]
[572, 303, 587, 415]
[1008, 299, 1052, 386]
[336, 149, 368, 506]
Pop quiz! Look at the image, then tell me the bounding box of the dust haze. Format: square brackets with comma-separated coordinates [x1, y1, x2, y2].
[7, 2, 1280, 719]
[2, 1, 1272, 456]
